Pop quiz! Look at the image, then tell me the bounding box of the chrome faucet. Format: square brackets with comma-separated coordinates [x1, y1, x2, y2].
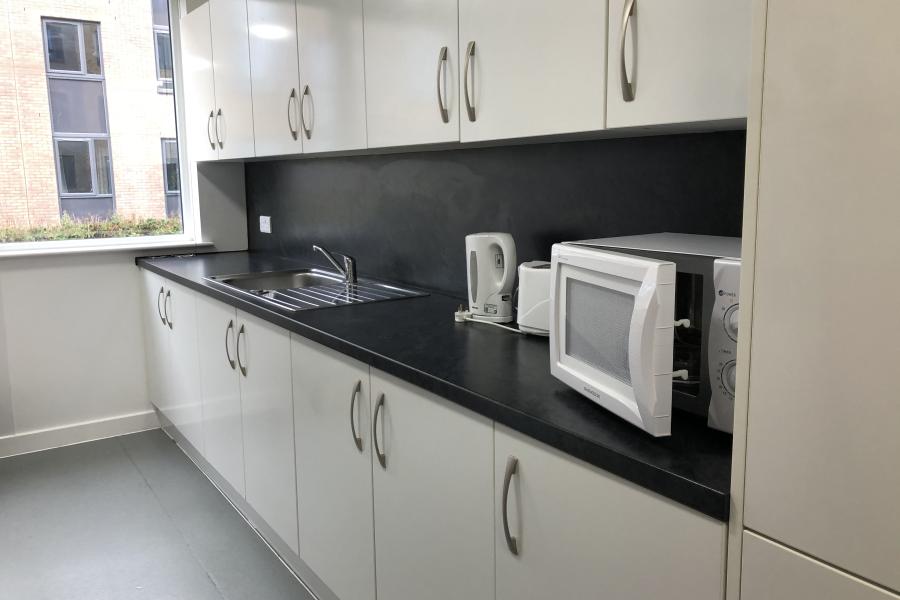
[312, 244, 357, 284]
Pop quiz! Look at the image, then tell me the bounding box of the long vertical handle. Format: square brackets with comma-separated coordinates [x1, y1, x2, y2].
[299, 85, 312, 140]
[215, 108, 224, 148]
[350, 380, 363, 452]
[157, 286, 166, 325]
[225, 320, 236, 370]
[164, 290, 173, 329]
[287, 88, 299, 140]
[236, 324, 247, 377]
[502, 456, 519, 556]
[436, 46, 449, 123]
[463, 41, 476, 122]
[619, 0, 636, 102]
[373, 393, 386, 469]
[206, 110, 216, 149]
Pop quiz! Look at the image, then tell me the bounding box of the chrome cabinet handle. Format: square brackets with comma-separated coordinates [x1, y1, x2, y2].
[373, 393, 386, 469]
[156, 286, 166, 325]
[215, 108, 224, 148]
[463, 41, 476, 122]
[236, 324, 247, 377]
[206, 110, 216, 149]
[287, 88, 299, 140]
[225, 320, 236, 370]
[619, 0, 636, 102]
[502, 456, 519, 556]
[350, 380, 363, 452]
[164, 289, 173, 329]
[299, 85, 312, 140]
[436, 46, 449, 123]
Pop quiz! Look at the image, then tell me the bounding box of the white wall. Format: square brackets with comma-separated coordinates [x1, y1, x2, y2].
[0, 251, 160, 456]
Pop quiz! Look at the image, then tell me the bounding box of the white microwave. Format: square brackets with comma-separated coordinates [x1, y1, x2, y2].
[550, 233, 741, 437]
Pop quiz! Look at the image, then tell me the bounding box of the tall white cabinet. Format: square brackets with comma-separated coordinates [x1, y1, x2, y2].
[247, 0, 303, 157]
[494, 425, 726, 600]
[297, 0, 368, 153]
[457, 0, 607, 142]
[292, 337, 375, 600]
[370, 370, 494, 600]
[739, 0, 900, 596]
[605, 0, 751, 128]
[363, 0, 459, 148]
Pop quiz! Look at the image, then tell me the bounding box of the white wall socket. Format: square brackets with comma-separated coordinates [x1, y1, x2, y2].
[259, 215, 272, 234]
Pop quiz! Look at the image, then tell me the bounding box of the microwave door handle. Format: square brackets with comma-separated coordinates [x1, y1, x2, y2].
[628, 274, 671, 437]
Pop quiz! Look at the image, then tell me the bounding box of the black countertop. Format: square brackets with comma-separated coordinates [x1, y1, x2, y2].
[138, 251, 733, 521]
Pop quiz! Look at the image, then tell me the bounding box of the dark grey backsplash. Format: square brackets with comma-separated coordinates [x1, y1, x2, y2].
[245, 132, 746, 297]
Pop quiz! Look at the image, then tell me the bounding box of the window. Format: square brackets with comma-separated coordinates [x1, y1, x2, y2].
[161, 139, 181, 219]
[1, 2, 185, 246]
[153, 0, 174, 92]
[44, 19, 114, 220]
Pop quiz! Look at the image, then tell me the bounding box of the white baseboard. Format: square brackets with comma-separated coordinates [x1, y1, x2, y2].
[0, 410, 160, 459]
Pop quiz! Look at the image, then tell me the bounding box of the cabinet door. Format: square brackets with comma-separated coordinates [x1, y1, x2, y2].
[363, 0, 458, 148]
[141, 270, 170, 413]
[209, 0, 256, 159]
[494, 425, 726, 600]
[458, 0, 606, 142]
[166, 282, 204, 454]
[742, 532, 900, 600]
[742, 0, 900, 592]
[606, 0, 751, 128]
[296, 0, 366, 153]
[180, 2, 219, 161]
[238, 311, 298, 554]
[196, 295, 244, 496]
[371, 370, 494, 600]
[292, 336, 375, 600]
[248, 0, 303, 157]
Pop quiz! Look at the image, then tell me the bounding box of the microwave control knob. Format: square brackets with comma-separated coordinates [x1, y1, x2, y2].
[724, 304, 740, 341]
[721, 361, 737, 396]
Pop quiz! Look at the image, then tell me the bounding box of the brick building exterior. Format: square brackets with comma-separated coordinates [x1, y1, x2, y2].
[0, 0, 177, 228]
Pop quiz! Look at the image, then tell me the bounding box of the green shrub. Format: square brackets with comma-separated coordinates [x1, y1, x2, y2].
[0, 215, 183, 243]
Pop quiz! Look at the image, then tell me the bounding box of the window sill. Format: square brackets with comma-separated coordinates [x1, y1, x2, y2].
[0, 236, 214, 259]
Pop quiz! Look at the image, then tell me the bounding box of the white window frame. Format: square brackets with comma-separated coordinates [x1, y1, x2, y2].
[1, 1, 198, 256]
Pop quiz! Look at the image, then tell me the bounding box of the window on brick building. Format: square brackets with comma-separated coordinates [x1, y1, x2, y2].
[44, 19, 115, 221]
[161, 139, 181, 219]
[153, 0, 174, 93]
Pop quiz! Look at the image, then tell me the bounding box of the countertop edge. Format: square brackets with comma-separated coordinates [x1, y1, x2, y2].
[137, 257, 730, 521]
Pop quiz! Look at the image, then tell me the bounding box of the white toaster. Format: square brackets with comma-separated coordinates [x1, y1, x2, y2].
[516, 261, 551, 336]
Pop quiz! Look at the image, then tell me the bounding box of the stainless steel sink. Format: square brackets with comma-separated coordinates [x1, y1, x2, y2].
[205, 268, 426, 312]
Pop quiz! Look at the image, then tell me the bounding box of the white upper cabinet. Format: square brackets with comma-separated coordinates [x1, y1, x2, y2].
[196, 295, 245, 497]
[363, 0, 459, 148]
[370, 370, 494, 600]
[209, 0, 256, 159]
[494, 425, 726, 600]
[238, 310, 298, 554]
[743, 0, 900, 592]
[181, 3, 219, 161]
[298, 0, 368, 152]
[458, 0, 607, 143]
[247, 0, 304, 157]
[292, 336, 375, 600]
[606, 0, 751, 129]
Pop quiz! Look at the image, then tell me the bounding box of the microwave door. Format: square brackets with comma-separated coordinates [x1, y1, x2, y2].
[550, 246, 677, 436]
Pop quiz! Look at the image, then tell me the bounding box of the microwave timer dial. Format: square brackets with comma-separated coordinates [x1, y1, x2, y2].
[721, 360, 737, 396]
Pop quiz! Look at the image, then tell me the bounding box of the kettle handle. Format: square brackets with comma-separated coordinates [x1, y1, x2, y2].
[496, 234, 517, 291]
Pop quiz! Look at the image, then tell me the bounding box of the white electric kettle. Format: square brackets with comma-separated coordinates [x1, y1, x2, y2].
[465, 233, 517, 323]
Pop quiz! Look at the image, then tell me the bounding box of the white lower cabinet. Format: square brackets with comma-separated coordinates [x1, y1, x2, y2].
[237, 310, 299, 554]
[292, 336, 375, 600]
[741, 532, 900, 600]
[141, 270, 169, 412]
[494, 425, 726, 600]
[370, 369, 495, 600]
[196, 295, 244, 496]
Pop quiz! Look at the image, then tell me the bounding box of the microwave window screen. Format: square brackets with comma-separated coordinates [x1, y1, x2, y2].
[565, 278, 634, 385]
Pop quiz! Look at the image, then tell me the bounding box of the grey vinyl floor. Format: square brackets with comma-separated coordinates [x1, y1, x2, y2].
[0, 429, 314, 600]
